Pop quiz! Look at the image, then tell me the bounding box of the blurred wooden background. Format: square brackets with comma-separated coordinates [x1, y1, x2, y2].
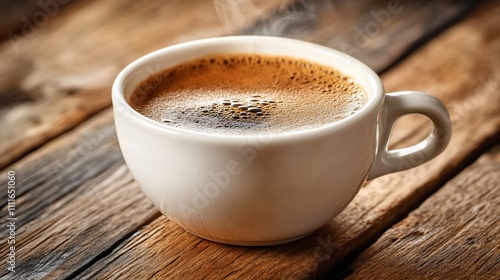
[0, 0, 498, 279]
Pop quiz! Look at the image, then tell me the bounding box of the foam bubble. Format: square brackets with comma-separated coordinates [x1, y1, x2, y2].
[247, 107, 261, 113]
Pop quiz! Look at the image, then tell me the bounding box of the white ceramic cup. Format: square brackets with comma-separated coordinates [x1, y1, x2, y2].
[112, 36, 451, 246]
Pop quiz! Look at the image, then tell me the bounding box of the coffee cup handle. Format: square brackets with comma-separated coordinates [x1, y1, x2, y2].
[368, 91, 452, 180]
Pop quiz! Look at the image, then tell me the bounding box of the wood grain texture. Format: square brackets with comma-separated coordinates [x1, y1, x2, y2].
[69, 1, 496, 279]
[244, 0, 476, 72]
[342, 146, 500, 280]
[0, 1, 497, 279]
[0, 0, 475, 170]
[0, 0, 283, 170]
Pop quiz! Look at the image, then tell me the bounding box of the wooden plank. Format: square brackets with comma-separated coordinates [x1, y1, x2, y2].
[0, 0, 282, 170]
[0, 0, 475, 170]
[0, 1, 496, 279]
[244, 0, 476, 72]
[0, 110, 161, 279]
[0, 110, 118, 224]
[68, 1, 497, 279]
[341, 146, 500, 279]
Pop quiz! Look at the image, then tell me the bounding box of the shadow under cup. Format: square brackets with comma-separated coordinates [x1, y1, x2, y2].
[112, 36, 389, 246]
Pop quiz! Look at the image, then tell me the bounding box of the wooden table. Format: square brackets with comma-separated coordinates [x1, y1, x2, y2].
[1, 0, 499, 279]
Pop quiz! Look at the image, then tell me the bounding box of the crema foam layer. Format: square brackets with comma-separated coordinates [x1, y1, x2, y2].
[129, 54, 367, 135]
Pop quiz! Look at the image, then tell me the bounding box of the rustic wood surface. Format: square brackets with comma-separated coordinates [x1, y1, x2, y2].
[75, 2, 500, 279]
[0, 0, 283, 170]
[0, 0, 475, 170]
[0, 0, 498, 279]
[245, 0, 476, 72]
[0, 0, 70, 42]
[342, 146, 500, 279]
[0, 111, 168, 280]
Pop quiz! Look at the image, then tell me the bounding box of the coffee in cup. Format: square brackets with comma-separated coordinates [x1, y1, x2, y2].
[112, 36, 451, 246]
[129, 54, 367, 135]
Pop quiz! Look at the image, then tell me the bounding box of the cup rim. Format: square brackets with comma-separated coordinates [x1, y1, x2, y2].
[112, 36, 384, 142]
